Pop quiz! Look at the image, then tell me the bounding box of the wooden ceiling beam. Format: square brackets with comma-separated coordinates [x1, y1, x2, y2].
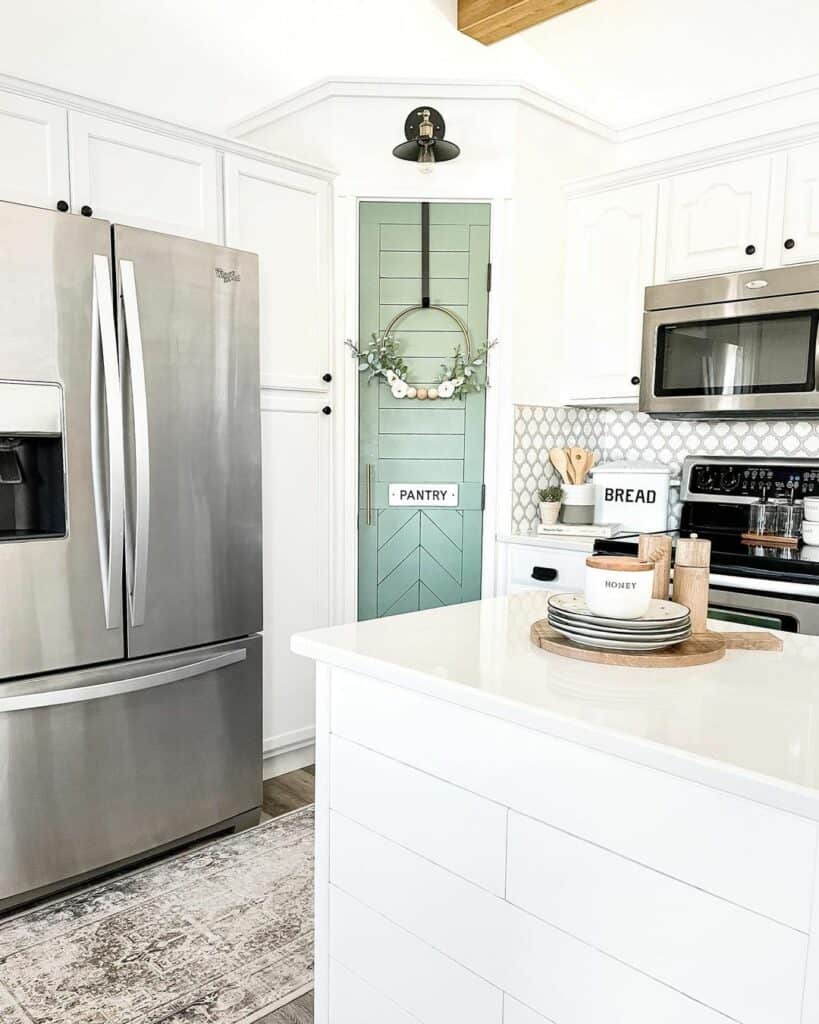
[458, 0, 595, 45]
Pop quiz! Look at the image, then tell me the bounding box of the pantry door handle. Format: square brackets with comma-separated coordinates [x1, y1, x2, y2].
[366, 464, 373, 526]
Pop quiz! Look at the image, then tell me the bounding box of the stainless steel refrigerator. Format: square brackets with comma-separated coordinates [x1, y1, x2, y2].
[0, 200, 262, 912]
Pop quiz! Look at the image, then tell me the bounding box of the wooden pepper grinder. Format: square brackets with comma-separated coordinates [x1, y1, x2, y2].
[673, 535, 712, 634]
[638, 534, 673, 600]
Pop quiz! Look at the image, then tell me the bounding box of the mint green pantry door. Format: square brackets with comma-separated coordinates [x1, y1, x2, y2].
[358, 202, 491, 620]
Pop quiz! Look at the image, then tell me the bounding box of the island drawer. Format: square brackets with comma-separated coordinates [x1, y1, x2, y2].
[330, 811, 732, 1024]
[506, 811, 807, 1024]
[329, 734, 507, 895]
[330, 667, 818, 931]
[506, 543, 586, 593]
[329, 885, 503, 1024]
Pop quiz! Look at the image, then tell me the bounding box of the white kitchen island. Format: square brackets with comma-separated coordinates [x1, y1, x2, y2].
[292, 591, 819, 1024]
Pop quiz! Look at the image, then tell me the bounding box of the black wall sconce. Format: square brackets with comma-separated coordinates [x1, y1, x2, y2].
[392, 107, 460, 174]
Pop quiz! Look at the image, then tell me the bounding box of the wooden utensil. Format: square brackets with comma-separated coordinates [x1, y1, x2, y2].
[549, 447, 571, 485]
[568, 447, 586, 485]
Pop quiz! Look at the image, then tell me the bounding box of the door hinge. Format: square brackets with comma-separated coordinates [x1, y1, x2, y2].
[486, 262, 492, 293]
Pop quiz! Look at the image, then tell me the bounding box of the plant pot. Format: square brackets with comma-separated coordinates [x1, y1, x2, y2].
[539, 501, 561, 526]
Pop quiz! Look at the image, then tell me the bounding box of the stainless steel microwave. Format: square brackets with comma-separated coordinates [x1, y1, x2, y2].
[640, 263, 819, 418]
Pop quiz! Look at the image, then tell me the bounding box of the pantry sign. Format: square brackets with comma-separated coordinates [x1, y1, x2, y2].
[388, 483, 459, 508]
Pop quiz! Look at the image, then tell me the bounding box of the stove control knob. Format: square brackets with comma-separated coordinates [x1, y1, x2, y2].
[720, 469, 740, 492]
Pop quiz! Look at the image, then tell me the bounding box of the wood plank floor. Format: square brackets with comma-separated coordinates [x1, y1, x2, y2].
[257, 767, 316, 1022]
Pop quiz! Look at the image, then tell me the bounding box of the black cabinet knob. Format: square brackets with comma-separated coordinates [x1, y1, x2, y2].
[630, 375, 641, 386]
[322, 405, 332, 415]
[531, 566, 558, 582]
[80, 205, 93, 217]
[784, 238, 796, 250]
[322, 372, 332, 383]
[56, 200, 69, 212]
[745, 244, 756, 255]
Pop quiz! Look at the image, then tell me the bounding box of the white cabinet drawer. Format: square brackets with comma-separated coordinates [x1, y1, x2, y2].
[330, 735, 506, 895]
[330, 668, 817, 931]
[507, 544, 586, 593]
[331, 812, 727, 1024]
[507, 812, 807, 1024]
[330, 885, 503, 1024]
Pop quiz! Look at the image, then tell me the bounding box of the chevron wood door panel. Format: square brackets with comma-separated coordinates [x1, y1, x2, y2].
[358, 202, 491, 620]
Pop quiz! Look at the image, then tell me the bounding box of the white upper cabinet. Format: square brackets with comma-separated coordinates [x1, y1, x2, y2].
[68, 112, 220, 240]
[0, 94, 69, 211]
[656, 156, 773, 280]
[781, 142, 819, 265]
[224, 155, 331, 392]
[563, 183, 658, 405]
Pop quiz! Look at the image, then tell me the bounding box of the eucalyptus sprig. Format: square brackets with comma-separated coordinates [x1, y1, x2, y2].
[438, 340, 496, 398]
[346, 333, 408, 382]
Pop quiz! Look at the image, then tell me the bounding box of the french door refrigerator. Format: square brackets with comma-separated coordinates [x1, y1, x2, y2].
[0, 200, 262, 912]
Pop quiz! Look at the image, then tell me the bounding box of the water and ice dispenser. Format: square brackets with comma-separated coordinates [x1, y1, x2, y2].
[0, 381, 66, 539]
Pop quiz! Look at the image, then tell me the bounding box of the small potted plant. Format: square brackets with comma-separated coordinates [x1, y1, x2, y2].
[538, 485, 563, 526]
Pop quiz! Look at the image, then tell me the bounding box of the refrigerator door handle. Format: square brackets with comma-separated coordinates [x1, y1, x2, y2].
[0, 648, 246, 713]
[119, 259, 150, 628]
[90, 254, 125, 630]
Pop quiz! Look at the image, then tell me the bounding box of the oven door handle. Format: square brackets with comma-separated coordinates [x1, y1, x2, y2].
[0, 649, 246, 713]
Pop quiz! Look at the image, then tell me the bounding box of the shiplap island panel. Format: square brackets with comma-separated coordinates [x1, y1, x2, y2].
[293, 591, 819, 1024]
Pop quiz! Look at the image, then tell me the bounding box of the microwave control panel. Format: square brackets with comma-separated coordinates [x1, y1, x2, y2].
[688, 462, 819, 500]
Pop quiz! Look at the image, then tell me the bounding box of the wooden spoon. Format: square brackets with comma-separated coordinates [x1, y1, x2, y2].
[568, 446, 586, 485]
[549, 447, 571, 486]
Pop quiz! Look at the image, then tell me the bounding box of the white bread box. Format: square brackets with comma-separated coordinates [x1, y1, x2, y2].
[592, 460, 671, 533]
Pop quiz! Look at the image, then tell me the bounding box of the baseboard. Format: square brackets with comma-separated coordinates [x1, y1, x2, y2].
[263, 723, 316, 779]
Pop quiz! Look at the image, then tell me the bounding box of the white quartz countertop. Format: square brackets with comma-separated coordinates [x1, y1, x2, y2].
[292, 591, 819, 818]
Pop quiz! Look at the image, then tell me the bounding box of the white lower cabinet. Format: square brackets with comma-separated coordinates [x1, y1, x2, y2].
[503, 998, 550, 1024]
[330, 959, 421, 1024]
[260, 391, 331, 772]
[500, 541, 588, 595]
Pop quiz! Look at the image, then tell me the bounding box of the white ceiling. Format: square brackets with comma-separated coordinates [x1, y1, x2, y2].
[2, 0, 819, 134]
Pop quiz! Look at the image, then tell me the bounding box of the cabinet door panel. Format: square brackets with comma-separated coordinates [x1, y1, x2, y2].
[658, 156, 772, 280]
[563, 183, 657, 404]
[782, 142, 819, 265]
[0, 93, 69, 210]
[224, 155, 331, 392]
[260, 392, 330, 770]
[69, 112, 219, 240]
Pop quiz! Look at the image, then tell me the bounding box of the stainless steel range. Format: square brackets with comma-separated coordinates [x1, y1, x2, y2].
[0, 200, 262, 912]
[594, 456, 819, 634]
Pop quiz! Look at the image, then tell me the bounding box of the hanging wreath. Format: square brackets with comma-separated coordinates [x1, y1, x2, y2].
[347, 304, 495, 401]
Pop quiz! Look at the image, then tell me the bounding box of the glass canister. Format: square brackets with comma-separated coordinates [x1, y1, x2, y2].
[776, 499, 804, 539]
[748, 493, 777, 536]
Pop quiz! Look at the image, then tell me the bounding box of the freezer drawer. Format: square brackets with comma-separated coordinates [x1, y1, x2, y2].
[0, 635, 261, 911]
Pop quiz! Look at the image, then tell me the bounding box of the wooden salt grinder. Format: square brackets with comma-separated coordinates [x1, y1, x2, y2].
[673, 535, 712, 634]
[638, 534, 673, 600]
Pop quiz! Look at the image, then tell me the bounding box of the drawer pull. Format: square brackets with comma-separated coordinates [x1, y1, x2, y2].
[531, 566, 558, 582]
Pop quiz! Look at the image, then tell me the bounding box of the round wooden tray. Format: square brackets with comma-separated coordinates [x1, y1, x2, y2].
[530, 620, 726, 668]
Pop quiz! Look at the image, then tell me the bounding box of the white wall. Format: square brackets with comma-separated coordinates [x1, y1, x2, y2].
[239, 93, 613, 408]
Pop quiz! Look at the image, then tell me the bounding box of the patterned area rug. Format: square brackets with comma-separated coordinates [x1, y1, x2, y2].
[0, 806, 314, 1024]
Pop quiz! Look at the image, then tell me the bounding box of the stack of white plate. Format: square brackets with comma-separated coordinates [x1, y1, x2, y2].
[547, 593, 692, 652]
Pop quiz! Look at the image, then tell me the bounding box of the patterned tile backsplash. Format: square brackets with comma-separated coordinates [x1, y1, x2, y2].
[512, 405, 819, 533]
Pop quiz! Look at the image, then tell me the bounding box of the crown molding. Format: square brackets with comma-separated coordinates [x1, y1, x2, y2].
[228, 71, 819, 152]
[228, 76, 616, 141]
[565, 116, 819, 198]
[0, 72, 337, 180]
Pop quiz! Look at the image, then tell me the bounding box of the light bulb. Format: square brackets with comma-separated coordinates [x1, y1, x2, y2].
[417, 146, 435, 175]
